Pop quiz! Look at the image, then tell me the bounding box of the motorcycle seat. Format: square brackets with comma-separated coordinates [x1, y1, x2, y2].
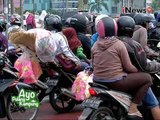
[89, 82, 110, 90]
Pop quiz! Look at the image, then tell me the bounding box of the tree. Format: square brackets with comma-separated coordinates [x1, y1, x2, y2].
[10, 0, 15, 14]
[151, 0, 160, 11]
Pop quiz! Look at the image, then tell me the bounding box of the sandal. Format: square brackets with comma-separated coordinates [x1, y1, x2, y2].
[127, 111, 144, 120]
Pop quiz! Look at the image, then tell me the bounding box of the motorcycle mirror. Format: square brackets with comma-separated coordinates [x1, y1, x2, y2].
[4, 49, 7, 54]
[157, 42, 160, 48]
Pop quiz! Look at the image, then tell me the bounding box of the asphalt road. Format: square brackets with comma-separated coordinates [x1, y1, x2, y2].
[36, 97, 83, 120]
[1, 96, 83, 120]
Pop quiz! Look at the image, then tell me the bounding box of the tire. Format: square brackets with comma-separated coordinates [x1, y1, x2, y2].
[89, 107, 116, 120]
[49, 88, 75, 113]
[6, 93, 38, 120]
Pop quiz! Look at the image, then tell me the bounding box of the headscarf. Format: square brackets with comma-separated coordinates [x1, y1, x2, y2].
[63, 27, 82, 52]
[26, 13, 36, 28]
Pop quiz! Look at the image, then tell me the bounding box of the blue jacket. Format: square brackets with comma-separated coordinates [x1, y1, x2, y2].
[91, 32, 99, 47]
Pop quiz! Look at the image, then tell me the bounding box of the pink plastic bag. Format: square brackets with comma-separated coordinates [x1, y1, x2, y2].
[72, 71, 93, 101]
[14, 52, 42, 84]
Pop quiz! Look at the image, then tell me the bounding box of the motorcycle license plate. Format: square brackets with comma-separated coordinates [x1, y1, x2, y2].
[78, 108, 93, 120]
[81, 98, 102, 109]
[46, 79, 58, 86]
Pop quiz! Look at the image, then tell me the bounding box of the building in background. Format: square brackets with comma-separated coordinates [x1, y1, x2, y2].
[51, 0, 78, 12]
[0, 0, 146, 15]
[0, 0, 3, 13]
[87, 0, 122, 16]
[146, 0, 152, 7]
[122, 0, 146, 8]
[24, 0, 50, 12]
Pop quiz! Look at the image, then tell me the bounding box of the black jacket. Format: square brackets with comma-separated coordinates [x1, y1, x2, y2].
[119, 36, 160, 73]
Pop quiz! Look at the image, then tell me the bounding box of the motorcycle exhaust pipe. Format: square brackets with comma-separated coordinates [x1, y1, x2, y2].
[61, 88, 76, 100]
[35, 80, 49, 90]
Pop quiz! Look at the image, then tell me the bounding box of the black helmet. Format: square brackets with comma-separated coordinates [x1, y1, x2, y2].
[44, 14, 62, 32]
[69, 14, 88, 33]
[97, 17, 117, 38]
[10, 14, 21, 26]
[148, 14, 156, 22]
[0, 19, 7, 32]
[117, 16, 135, 37]
[120, 13, 136, 19]
[134, 13, 152, 28]
[64, 17, 72, 27]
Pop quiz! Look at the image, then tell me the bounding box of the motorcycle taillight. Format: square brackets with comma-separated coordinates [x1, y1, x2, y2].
[89, 87, 97, 96]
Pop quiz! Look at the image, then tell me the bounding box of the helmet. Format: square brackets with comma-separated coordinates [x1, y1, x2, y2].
[120, 13, 136, 19]
[69, 14, 88, 33]
[95, 14, 108, 31]
[134, 13, 152, 28]
[64, 17, 72, 27]
[117, 16, 135, 37]
[97, 17, 117, 38]
[10, 14, 21, 26]
[44, 14, 62, 32]
[0, 19, 7, 32]
[148, 14, 156, 22]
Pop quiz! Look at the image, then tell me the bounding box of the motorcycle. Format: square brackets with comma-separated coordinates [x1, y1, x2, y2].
[78, 58, 160, 120]
[0, 50, 39, 120]
[78, 72, 160, 120]
[39, 61, 82, 113]
[147, 39, 160, 52]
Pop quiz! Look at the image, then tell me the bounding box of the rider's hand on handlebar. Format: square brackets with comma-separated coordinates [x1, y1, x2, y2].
[153, 52, 159, 57]
[85, 58, 91, 64]
[75, 64, 81, 71]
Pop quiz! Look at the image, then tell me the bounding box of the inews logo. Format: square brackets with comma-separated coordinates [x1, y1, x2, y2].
[122, 6, 152, 13]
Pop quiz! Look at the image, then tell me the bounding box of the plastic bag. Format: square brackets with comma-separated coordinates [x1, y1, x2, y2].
[72, 70, 93, 101]
[14, 52, 42, 84]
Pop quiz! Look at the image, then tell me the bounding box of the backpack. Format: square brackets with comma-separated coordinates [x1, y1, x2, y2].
[119, 37, 147, 71]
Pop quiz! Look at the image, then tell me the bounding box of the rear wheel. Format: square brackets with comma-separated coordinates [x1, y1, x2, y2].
[89, 107, 116, 120]
[6, 93, 38, 120]
[49, 88, 75, 113]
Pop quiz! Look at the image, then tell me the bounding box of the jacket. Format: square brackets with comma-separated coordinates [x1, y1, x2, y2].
[34, 29, 80, 65]
[119, 36, 160, 73]
[77, 32, 91, 59]
[132, 25, 157, 56]
[92, 37, 137, 81]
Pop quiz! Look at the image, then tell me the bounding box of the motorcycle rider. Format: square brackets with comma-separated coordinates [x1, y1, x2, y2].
[91, 16, 152, 119]
[132, 13, 159, 57]
[62, 27, 90, 64]
[9, 27, 87, 75]
[117, 15, 160, 120]
[69, 14, 91, 59]
[43, 14, 89, 73]
[0, 18, 8, 51]
[8, 14, 25, 37]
